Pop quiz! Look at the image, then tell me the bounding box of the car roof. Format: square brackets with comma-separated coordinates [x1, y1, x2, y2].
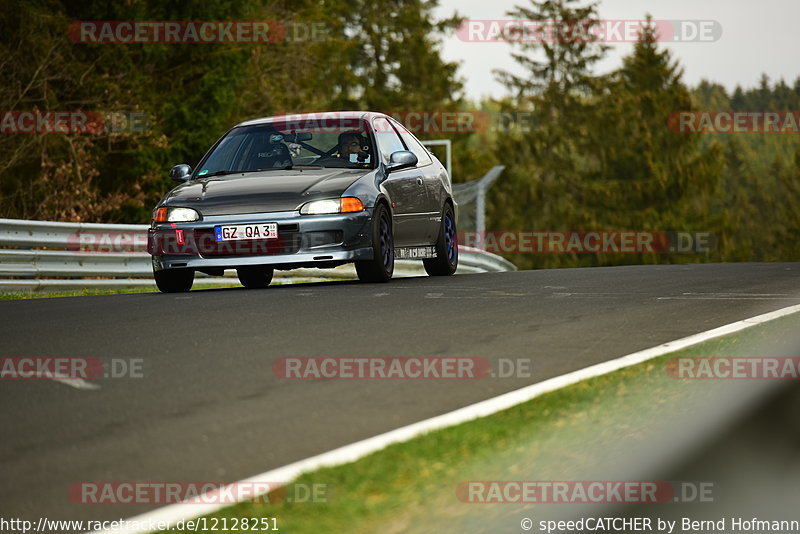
[235, 111, 388, 128]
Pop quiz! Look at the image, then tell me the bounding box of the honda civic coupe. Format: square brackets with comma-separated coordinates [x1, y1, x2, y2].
[147, 111, 458, 292]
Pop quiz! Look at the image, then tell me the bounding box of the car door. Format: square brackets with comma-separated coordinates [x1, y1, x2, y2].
[389, 119, 443, 243]
[372, 117, 430, 246]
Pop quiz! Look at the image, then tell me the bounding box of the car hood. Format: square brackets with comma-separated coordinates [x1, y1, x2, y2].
[162, 168, 370, 216]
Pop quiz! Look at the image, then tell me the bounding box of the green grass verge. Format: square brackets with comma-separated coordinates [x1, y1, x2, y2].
[164, 310, 800, 533]
[0, 279, 325, 300]
[0, 287, 159, 300]
[0, 285, 234, 300]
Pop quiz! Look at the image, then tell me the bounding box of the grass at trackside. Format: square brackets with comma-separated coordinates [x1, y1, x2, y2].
[0, 286, 230, 300]
[0, 280, 325, 300]
[165, 311, 800, 534]
[0, 287, 162, 300]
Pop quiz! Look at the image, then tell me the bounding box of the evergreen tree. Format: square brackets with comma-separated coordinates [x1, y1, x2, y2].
[589, 16, 724, 240]
[487, 0, 610, 269]
[731, 86, 746, 110]
[777, 148, 800, 260]
[495, 0, 609, 100]
[305, 0, 463, 111]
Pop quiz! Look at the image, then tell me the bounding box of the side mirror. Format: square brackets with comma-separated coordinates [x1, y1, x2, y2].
[169, 164, 192, 183]
[386, 151, 418, 173]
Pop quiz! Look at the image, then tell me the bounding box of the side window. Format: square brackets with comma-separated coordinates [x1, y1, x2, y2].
[389, 119, 433, 167]
[372, 117, 407, 163]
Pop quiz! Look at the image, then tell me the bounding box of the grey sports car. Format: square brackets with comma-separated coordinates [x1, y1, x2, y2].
[147, 111, 458, 292]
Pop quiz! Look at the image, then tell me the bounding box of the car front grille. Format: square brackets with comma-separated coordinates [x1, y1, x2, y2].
[193, 226, 301, 257]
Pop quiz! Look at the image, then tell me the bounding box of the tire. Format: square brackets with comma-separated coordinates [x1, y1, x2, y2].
[424, 204, 458, 276]
[237, 266, 274, 289]
[356, 203, 394, 282]
[154, 269, 194, 293]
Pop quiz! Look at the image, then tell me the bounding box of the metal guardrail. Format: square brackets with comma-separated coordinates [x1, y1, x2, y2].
[452, 165, 505, 243]
[0, 218, 516, 292]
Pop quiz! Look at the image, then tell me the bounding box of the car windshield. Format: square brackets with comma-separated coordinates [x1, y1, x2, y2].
[194, 117, 375, 178]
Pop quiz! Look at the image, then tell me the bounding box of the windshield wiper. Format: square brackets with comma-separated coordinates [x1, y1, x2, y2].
[256, 165, 294, 171]
[197, 170, 251, 178]
[197, 167, 293, 178]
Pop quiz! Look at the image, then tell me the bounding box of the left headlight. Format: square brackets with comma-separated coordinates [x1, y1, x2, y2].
[153, 207, 201, 223]
[300, 197, 364, 215]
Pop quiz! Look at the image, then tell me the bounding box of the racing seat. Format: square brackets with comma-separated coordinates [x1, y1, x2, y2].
[241, 137, 293, 170]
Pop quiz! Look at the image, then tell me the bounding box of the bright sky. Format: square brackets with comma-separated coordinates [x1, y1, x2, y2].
[434, 0, 800, 101]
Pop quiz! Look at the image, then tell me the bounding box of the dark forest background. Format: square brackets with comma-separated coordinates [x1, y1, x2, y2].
[1, 0, 798, 269]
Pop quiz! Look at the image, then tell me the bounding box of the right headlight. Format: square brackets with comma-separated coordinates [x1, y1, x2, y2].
[153, 207, 201, 223]
[300, 197, 364, 215]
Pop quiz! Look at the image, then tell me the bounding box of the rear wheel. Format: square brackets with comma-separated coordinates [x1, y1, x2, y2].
[237, 266, 274, 289]
[356, 203, 394, 283]
[154, 269, 194, 293]
[424, 204, 458, 276]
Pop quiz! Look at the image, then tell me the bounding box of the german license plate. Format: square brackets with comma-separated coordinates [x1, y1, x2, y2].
[214, 223, 278, 241]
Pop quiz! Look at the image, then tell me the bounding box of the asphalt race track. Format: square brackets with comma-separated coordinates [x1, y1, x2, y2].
[2, 263, 799, 524]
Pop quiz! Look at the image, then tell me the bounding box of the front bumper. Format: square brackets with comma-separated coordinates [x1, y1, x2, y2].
[149, 209, 374, 272]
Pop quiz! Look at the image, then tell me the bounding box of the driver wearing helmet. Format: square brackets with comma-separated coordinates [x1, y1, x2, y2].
[336, 132, 371, 163]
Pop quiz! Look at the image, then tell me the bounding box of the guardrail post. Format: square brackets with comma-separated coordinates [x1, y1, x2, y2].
[476, 188, 485, 250]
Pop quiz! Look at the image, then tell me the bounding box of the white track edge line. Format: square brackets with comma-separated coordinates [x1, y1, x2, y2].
[94, 303, 800, 533]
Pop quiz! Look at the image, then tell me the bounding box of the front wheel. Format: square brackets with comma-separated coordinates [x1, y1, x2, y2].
[355, 203, 394, 283]
[237, 266, 274, 289]
[424, 204, 458, 276]
[154, 269, 194, 293]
